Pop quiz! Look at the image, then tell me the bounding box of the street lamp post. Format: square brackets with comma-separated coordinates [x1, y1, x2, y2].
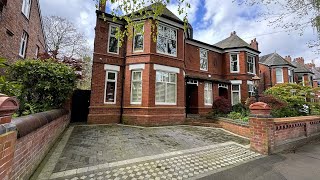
[252, 75, 261, 102]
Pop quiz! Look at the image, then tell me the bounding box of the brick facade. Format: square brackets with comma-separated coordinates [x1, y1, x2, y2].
[0, 0, 45, 63]
[89, 7, 261, 126]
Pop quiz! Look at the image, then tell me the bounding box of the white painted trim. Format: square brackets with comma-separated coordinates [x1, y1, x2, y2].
[104, 64, 120, 71]
[129, 64, 145, 70]
[225, 48, 259, 56]
[247, 55, 256, 74]
[154, 64, 180, 74]
[275, 68, 284, 83]
[204, 82, 213, 106]
[200, 48, 208, 71]
[231, 84, 241, 106]
[133, 23, 145, 53]
[156, 23, 178, 57]
[107, 24, 120, 55]
[230, 80, 242, 84]
[185, 40, 222, 53]
[158, 17, 184, 29]
[247, 80, 253, 85]
[230, 53, 240, 73]
[104, 71, 118, 104]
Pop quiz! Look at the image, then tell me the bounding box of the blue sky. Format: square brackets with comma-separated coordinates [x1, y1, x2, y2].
[39, 0, 319, 65]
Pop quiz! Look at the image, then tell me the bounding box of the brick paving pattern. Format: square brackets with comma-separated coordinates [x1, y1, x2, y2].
[50, 143, 261, 180]
[53, 125, 249, 172]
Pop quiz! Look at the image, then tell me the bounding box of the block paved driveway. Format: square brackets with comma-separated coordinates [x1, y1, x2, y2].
[32, 125, 262, 180]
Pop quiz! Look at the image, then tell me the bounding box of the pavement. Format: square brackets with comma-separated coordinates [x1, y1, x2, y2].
[31, 124, 260, 180]
[200, 137, 320, 180]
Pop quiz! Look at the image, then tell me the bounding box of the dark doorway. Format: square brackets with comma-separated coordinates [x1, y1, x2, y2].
[219, 88, 228, 99]
[71, 90, 91, 123]
[186, 84, 198, 114]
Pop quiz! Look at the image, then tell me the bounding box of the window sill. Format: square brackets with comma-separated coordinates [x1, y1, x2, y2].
[155, 103, 177, 106]
[200, 69, 208, 72]
[230, 71, 240, 73]
[156, 51, 177, 58]
[130, 102, 142, 105]
[104, 102, 116, 105]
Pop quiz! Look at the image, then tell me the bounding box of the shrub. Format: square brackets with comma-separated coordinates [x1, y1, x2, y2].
[232, 103, 249, 116]
[8, 59, 76, 116]
[212, 97, 232, 114]
[245, 94, 287, 109]
[227, 112, 242, 120]
[271, 106, 304, 118]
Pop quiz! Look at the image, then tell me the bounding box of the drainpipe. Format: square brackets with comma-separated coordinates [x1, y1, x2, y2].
[269, 66, 273, 87]
[120, 48, 126, 124]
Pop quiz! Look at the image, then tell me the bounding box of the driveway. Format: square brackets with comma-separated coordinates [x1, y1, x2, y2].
[32, 125, 261, 180]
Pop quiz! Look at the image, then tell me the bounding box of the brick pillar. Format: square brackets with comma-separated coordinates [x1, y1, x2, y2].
[0, 94, 19, 180]
[249, 102, 274, 155]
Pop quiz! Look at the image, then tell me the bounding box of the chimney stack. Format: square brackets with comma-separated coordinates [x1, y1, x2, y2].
[294, 57, 305, 65]
[250, 38, 259, 51]
[284, 55, 292, 62]
[230, 31, 236, 36]
[99, 0, 106, 12]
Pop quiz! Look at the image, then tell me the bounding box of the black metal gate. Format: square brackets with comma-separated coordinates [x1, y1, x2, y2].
[71, 90, 91, 123]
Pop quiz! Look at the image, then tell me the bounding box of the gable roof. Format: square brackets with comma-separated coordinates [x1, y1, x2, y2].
[292, 61, 314, 74]
[142, 3, 183, 23]
[214, 32, 259, 52]
[311, 67, 320, 80]
[259, 53, 296, 67]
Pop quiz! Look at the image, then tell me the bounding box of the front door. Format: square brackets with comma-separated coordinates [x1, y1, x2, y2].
[186, 80, 198, 114]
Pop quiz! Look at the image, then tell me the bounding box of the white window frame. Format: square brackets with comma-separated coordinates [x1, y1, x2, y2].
[104, 71, 118, 104]
[19, 31, 28, 58]
[133, 23, 144, 52]
[200, 48, 208, 71]
[204, 82, 213, 105]
[247, 81, 254, 97]
[275, 68, 284, 83]
[35, 45, 39, 58]
[156, 23, 177, 57]
[247, 55, 255, 74]
[107, 24, 119, 54]
[230, 53, 240, 73]
[22, 0, 31, 19]
[230, 80, 242, 106]
[155, 71, 177, 105]
[130, 70, 143, 105]
[288, 69, 294, 83]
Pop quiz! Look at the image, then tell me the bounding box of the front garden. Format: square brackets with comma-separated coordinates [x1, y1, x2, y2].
[209, 83, 320, 123]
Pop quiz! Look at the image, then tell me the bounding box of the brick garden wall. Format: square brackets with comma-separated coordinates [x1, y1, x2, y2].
[217, 118, 251, 138]
[10, 111, 69, 179]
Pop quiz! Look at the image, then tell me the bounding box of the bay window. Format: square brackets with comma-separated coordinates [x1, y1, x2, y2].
[200, 48, 208, 71]
[156, 24, 177, 56]
[155, 71, 176, 104]
[204, 82, 212, 105]
[248, 84, 254, 97]
[133, 24, 144, 52]
[131, 71, 142, 104]
[230, 54, 239, 73]
[104, 71, 117, 104]
[288, 69, 294, 83]
[108, 24, 119, 54]
[247, 55, 255, 74]
[276, 68, 283, 83]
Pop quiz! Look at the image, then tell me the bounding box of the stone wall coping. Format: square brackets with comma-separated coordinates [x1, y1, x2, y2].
[249, 102, 271, 110]
[0, 94, 19, 116]
[0, 123, 16, 135]
[11, 109, 68, 138]
[273, 116, 320, 124]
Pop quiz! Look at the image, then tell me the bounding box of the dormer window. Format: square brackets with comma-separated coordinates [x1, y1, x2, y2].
[22, 0, 31, 19]
[247, 55, 255, 74]
[133, 23, 144, 52]
[157, 24, 177, 57]
[200, 48, 208, 71]
[108, 24, 119, 54]
[230, 53, 239, 73]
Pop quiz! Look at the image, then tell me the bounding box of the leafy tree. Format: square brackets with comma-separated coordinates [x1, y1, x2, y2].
[264, 83, 319, 116]
[239, 0, 320, 50]
[94, 0, 191, 45]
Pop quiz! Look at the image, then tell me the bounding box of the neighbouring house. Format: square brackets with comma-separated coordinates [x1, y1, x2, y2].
[88, 3, 260, 126]
[259, 53, 296, 91]
[292, 57, 314, 87]
[0, 0, 46, 63]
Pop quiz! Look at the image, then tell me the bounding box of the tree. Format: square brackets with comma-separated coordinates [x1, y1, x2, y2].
[239, 0, 320, 51]
[94, 0, 191, 45]
[43, 16, 88, 59]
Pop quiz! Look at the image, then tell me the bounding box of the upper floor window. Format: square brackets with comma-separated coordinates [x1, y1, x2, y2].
[247, 55, 255, 74]
[35, 45, 39, 58]
[133, 23, 144, 52]
[288, 69, 294, 83]
[200, 48, 208, 71]
[230, 54, 239, 73]
[19, 31, 28, 58]
[157, 24, 177, 57]
[22, 0, 31, 19]
[275, 68, 283, 83]
[108, 24, 119, 54]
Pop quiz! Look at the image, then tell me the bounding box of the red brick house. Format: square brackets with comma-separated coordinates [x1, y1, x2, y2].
[89, 4, 260, 125]
[0, 0, 46, 63]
